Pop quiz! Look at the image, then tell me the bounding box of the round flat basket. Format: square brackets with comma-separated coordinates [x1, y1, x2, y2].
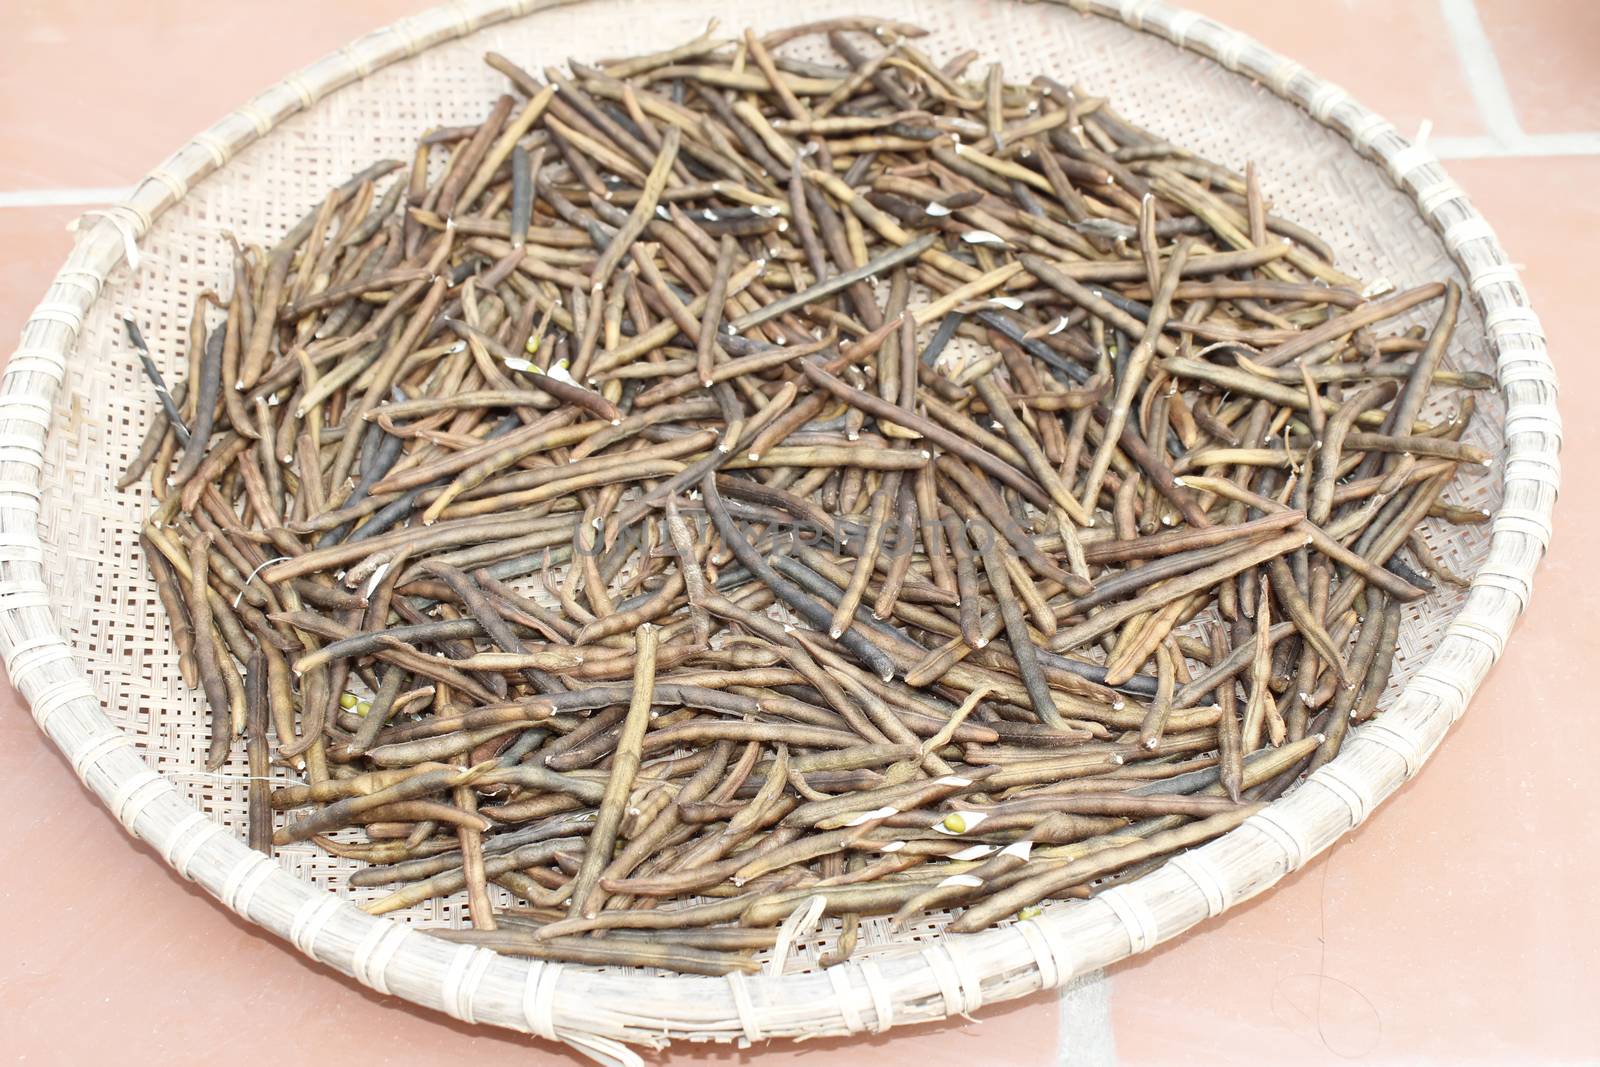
[0, 0, 1559, 1062]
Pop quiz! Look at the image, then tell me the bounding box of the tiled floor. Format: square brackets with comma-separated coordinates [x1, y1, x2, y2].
[1, 2, 1594, 1065]
[1476, 0, 1600, 133]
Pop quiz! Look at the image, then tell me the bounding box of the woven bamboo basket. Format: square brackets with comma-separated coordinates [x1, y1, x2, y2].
[0, 0, 1560, 1061]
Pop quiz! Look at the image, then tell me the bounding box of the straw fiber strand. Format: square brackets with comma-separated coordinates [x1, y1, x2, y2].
[0, 0, 1558, 1058]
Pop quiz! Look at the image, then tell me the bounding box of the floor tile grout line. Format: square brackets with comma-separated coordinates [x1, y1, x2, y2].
[1058, 970, 1117, 1067]
[1431, 132, 1600, 160]
[0, 188, 133, 210]
[1437, 0, 1526, 148]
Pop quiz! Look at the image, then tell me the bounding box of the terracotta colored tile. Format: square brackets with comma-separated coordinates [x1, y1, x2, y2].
[1108, 155, 1600, 1065]
[0, 0, 420, 189]
[0, 206, 77, 338]
[1478, 0, 1600, 134]
[1178, 0, 1484, 140]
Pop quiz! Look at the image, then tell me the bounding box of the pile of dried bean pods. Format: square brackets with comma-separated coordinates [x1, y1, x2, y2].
[121, 18, 1490, 974]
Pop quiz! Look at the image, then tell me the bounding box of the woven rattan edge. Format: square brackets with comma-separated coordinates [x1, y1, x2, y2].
[0, 0, 1561, 1057]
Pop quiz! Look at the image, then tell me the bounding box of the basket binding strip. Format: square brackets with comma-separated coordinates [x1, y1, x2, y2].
[0, 0, 1558, 1059]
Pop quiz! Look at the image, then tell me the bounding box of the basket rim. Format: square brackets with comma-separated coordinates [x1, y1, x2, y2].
[0, 0, 1561, 1060]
